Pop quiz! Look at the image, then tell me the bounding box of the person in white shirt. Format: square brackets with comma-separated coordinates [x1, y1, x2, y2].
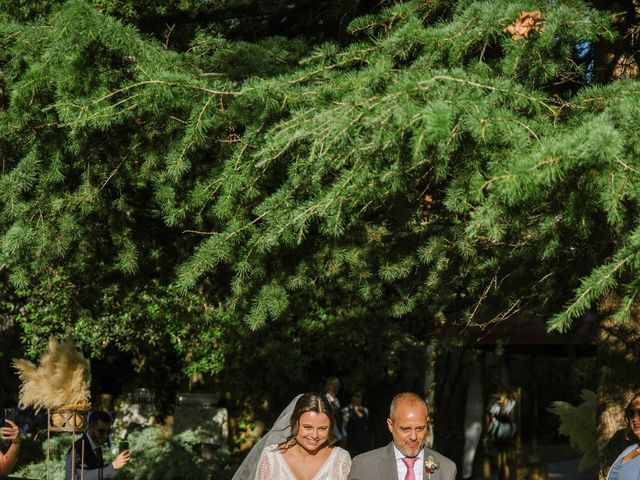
[347, 392, 456, 480]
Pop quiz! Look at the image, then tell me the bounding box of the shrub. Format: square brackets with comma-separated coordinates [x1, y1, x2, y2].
[13, 426, 243, 480]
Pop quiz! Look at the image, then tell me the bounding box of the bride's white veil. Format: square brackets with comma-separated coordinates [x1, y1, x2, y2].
[232, 394, 303, 480]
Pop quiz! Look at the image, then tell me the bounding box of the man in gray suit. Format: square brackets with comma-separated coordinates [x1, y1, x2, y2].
[348, 392, 456, 480]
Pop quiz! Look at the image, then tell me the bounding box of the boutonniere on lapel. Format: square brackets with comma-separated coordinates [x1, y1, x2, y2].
[425, 455, 440, 479]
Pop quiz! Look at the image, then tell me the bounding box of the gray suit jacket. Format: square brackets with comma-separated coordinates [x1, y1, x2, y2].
[347, 442, 456, 480]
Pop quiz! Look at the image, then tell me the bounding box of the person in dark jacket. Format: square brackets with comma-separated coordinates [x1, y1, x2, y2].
[65, 411, 130, 480]
[342, 391, 372, 457]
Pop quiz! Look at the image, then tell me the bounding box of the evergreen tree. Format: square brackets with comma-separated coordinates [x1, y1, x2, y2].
[2, 1, 640, 468]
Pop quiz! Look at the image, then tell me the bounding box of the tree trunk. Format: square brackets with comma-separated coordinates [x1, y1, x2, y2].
[591, 0, 640, 82]
[596, 308, 640, 479]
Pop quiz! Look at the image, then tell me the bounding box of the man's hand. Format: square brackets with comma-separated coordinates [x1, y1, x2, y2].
[112, 450, 131, 469]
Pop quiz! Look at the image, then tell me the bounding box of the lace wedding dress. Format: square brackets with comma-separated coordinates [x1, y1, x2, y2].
[255, 445, 351, 480]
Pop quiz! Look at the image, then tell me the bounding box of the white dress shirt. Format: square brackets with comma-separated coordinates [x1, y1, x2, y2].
[393, 445, 424, 480]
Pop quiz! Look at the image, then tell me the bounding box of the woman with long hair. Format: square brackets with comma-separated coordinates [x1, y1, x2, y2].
[233, 393, 351, 480]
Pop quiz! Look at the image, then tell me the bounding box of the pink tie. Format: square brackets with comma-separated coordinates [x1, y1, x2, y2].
[402, 456, 417, 480]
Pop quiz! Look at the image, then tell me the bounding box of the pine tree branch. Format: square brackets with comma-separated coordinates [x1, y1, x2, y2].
[419, 76, 559, 117]
[168, 94, 218, 178]
[289, 55, 372, 85]
[480, 157, 560, 191]
[560, 253, 632, 326]
[466, 273, 499, 328]
[90, 79, 239, 106]
[615, 155, 640, 174]
[182, 229, 218, 236]
[99, 142, 142, 192]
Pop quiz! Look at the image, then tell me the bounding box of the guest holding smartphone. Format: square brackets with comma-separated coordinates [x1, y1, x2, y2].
[0, 415, 20, 477]
[65, 410, 130, 480]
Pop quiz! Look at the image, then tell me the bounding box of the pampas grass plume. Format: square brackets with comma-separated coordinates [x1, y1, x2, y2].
[13, 337, 91, 411]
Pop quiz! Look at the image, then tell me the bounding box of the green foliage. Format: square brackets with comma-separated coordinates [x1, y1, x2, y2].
[13, 434, 67, 480]
[548, 390, 598, 471]
[0, 0, 637, 404]
[13, 427, 242, 480]
[0, 0, 59, 20]
[120, 427, 229, 480]
[0, 0, 383, 51]
[471, 79, 640, 331]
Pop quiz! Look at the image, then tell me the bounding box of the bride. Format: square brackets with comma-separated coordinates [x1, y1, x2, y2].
[233, 393, 351, 480]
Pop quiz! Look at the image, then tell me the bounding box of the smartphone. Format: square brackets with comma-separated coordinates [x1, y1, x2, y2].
[119, 441, 129, 453]
[2, 408, 14, 424]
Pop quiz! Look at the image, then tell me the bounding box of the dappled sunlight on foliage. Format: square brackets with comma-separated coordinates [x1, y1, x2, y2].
[13, 427, 241, 480]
